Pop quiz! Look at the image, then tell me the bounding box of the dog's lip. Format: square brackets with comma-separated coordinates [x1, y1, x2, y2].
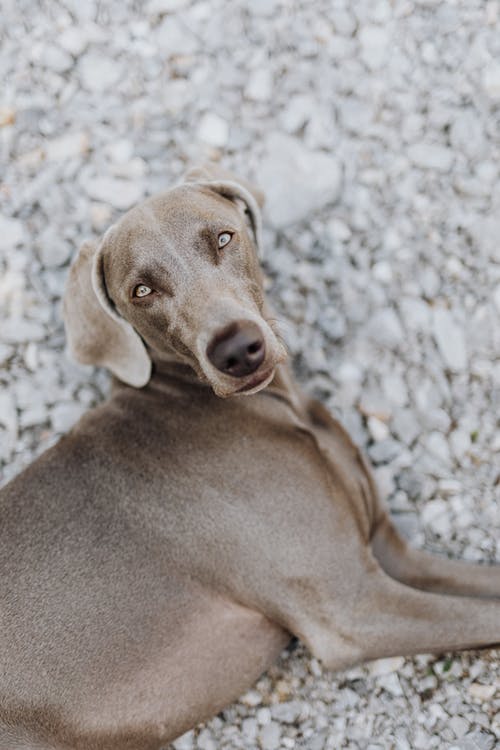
[235, 367, 274, 393]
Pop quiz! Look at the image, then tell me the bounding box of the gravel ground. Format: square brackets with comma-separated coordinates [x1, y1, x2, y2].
[1, 1, 500, 748]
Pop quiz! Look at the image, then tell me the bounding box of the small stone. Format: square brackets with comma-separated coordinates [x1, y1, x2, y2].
[377, 672, 404, 697]
[368, 438, 402, 464]
[51, 402, 86, 433]
[19, 404, 48, 429]
[241, 689, 262, 707]
[155, 15, 199, 55]
[482, 63, 500, 100]
[45, 131, 89, 161]
[271, 701, 302, 724]
[424, 431, 451, 465]
[0, 392, 18, 436]
[40, 45, 73, 73]
[368, 656, 405, 676]
[408, 142, 454, 172]
[399, 297, 431, 331]
[372, 261, 393, 284]
[468, 683, 497, 701]
[449, 111, 485, 160]
[258, 133, 342, 228]
[367, 308, 404, 348]
[90, 203, 113, 231]
[419, 267, 441, 298]
[80, 54, 122, 92]
[374, 465, 396, 497]
[173, 730, 194, 749]
[368, 416, 390, 442]
[358, 26, 390, 70]
[279, 94, 314, 133]
[458, 733, 496, 750]
[450, 716, 469, 739]
[38, 229, 72, 268]
[58, 26, 88, 56]
[0, 343, 14, 365]
[450, 429, 471, 460]
[256, 706, 272, 725]
[332, 9, 357, 35]
[327, 217, 352, 242]
[421, 498, 450, 535]
[245, 68, 273, 101]
[196, 729, 216, 750]
[2, 318, 46, 343]
[0, 106, 16, 127]
[84, 177, 145, 210]
[197, 113, 229, 148]
[493, 284, 500, 314]
[438, 478, 461, 496]
[258, 722, 281, 750]
[241, 717, 258, 740]
[0, 216, 25, 249]
[432, 307, 467, 372]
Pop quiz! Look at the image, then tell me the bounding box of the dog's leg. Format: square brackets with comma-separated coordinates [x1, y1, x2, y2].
[371, 515, 500, 599]
[309, 561, 500, 670]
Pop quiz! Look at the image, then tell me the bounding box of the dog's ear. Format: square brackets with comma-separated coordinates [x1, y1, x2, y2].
[184, 164, 264, 255]
[63, 237, 152, 388]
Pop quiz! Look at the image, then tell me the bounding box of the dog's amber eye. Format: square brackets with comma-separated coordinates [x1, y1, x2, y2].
[133, 284, 152, 298]
[218, 232, 233, 249]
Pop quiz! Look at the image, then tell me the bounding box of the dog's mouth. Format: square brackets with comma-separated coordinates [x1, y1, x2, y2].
[235, 366, 275, 394]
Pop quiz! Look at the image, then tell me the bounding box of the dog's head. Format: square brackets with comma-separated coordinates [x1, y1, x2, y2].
[63, 165, 287, 397]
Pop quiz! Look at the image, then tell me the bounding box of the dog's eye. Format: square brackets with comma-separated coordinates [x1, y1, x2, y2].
[218, 232, 233, 249]
[133, 284, 152, 298]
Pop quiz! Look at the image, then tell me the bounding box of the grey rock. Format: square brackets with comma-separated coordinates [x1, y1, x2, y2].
[482, 64, 500, 100]
[366, 308, 404, 348]
[408, 142, 454, 172]
[258, 722, 281, 750]
[449, 111, 486, 160]
[368, 438, 402, 464]
[245, 68, 273, 101]
[258, 133, 342, 228]
[0, 216, 25, 249]
[271, 701, 303, 724]
[51, 402, 86, 434]
[432, 307, 467, 372]
[0, 392, 18, 436]
[454, 732, 496, 750]
[79, 54, 122, 92]
[358, 26, 390, 70]
[83, 177, 145, 210]
[2, 319, 46, 344]
[197, 113, 229, 148]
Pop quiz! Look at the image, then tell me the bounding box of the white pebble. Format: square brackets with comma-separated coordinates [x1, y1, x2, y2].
[197, 112, 229, 148]
[258, 722, 281, 750]
[258, 133, 342, 228]
[432, 307, 467, 372]
[408, 142, 454, 172]
[482, 63, 500, 100]
[0, 216, 25, 249]
[84, 177, 145, 210]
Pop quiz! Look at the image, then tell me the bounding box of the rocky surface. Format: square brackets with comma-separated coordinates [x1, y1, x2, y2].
[1, 1, 499, 748]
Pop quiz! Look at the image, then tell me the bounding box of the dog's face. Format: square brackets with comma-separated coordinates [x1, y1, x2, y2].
[64, 170, 287, 397]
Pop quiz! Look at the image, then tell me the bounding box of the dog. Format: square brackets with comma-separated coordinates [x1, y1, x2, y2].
[0, 164, 499, 750]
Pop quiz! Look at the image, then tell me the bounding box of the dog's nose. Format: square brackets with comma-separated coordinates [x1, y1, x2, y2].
[207, 321, 266, 377]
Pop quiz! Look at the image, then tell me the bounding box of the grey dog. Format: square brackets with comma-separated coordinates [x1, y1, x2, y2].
[1, 165, 499, 749]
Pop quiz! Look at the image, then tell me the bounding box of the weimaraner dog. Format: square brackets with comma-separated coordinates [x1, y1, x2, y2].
[1, 165, 499, 750]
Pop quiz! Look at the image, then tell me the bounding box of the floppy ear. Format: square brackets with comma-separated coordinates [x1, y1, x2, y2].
[184, 164, 264, 256]
[63, 238, 152, 388]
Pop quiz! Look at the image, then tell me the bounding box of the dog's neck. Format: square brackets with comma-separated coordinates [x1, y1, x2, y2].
[116, 350, 302, 412]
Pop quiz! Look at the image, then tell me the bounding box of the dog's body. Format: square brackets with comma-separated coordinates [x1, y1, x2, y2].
[1, 167, 499, 750]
